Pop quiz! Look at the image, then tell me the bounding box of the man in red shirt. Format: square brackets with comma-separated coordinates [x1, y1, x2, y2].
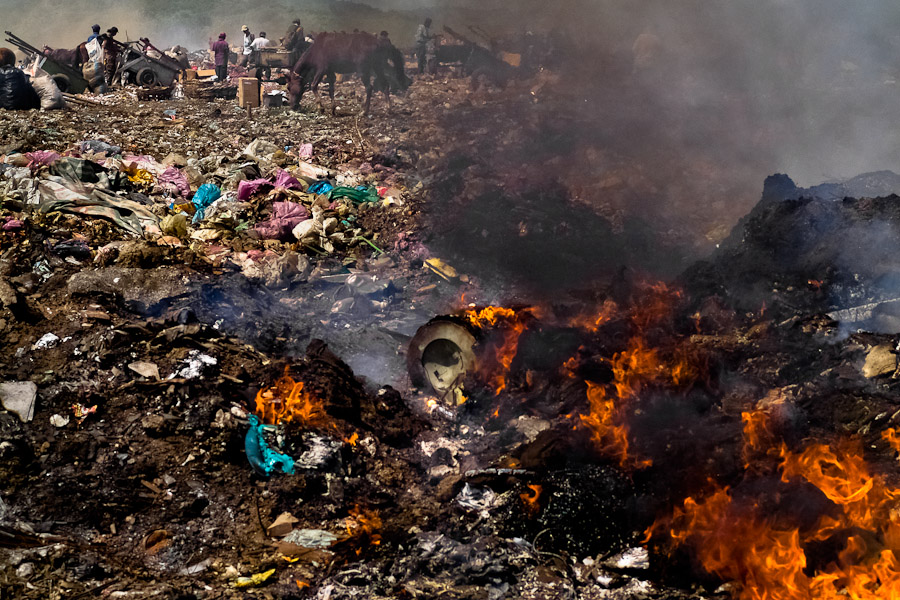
[210, 32, 229, 81]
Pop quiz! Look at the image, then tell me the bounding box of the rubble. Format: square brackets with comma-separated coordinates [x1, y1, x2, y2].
[0, 381, 37, 422]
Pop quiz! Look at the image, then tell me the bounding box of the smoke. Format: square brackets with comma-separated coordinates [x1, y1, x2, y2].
[0, 0, 421, 53]
[6, 0, 900, 289]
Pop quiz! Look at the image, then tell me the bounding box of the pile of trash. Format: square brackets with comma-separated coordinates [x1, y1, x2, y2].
[0, 132, 409, 288]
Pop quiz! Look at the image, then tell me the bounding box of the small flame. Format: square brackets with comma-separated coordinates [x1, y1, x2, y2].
[254, 367, 326, 427]
[343, 505, 382, 555]
[344, 432, 359, 446]
[520, 484, 543, 518]
[741, 409, 776, 468]
[575, 283, 704, 469]
[462, 305, 532, 395]
[569, 299, 619, 332]
[882, 428, 900, 457]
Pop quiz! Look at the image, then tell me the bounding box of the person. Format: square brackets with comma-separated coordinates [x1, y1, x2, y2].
[251, 32, 270, 51]
[101, 27, 120, 86]
[87, 24, 100, 43]
[283, 19, 305, 67]
[378, 30, 391, 46]
[239, 25, 254, 68]
[251, 33, 271, 79]
[210, 32, 229, 81]
[415, 18, 432, 74]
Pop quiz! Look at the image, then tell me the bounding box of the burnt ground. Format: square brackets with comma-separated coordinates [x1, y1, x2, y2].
[3, 64, 900, 600]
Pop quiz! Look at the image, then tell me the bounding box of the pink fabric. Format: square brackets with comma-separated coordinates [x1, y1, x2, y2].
[158, 166, 190, 197]
[274, 169, 302, 190]
[254, 201, 309, 240]
[25, 151, 60, 168]
[237, 178, 273, 200]
[298, 143, 313, 159]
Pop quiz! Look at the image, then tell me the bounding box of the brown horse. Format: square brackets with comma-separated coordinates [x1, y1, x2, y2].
[287, 32, 410, 115]
[41, 43, 88, 70]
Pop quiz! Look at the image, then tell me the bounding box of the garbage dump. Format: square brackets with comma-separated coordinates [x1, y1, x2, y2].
[7, 4, 900, 600]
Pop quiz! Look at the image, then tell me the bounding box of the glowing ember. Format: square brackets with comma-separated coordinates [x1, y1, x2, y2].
[343, 505, 382, 555]
[520, 484, 543, 518]
[254, 367, 326, 427]
[344, 432, 359, 446]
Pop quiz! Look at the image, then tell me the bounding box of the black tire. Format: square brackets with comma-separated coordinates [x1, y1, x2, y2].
[50, 74, 70, 93]
[136, 67, 158, 87]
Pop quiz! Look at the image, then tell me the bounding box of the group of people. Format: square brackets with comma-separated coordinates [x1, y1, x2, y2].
[210, 20, 307, 82]
[86, 24, 121, 86]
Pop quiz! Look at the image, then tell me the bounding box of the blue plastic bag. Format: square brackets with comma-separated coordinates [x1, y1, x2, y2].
[307, 180, 334, 195]
[191, 183, 221, 224]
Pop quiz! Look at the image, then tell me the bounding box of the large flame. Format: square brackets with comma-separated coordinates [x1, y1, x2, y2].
[649, 407, 900, 599]
[254, 367, 326, 427]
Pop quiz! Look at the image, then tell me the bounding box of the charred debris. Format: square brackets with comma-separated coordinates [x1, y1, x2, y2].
[5, 22, 900, 600]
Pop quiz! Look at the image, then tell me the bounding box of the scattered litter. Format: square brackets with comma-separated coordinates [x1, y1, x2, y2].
[282, 528, 338, 549]
[170, 350, 217, 379]
[33, 333, 60, 350]
[50, 414, 69, 428]
[233, 568, 276, 588]
[0, 381, 37, 422]
[129, 361, 160, 379]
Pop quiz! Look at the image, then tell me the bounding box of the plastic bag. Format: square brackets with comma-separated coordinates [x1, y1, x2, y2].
[0, 66, 40, 110]
[191, 183, 221, 223]
[28, 67, 65, 110]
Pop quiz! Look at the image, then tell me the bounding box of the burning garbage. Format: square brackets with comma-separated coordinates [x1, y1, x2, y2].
[7, 7, 900, 600]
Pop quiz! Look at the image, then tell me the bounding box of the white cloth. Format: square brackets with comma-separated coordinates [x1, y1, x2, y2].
[251, 37, 270, 51]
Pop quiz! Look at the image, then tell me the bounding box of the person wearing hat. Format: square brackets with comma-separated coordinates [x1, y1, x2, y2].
[239, 25, 254, 68]
[87, 24, 101, 43]
[101, 27, 120, 86]
[209, 32, 229, 81]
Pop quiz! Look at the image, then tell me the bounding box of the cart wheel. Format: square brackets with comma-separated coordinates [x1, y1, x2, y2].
[50, 74, 70, 93]
[136, 67, 158, 87]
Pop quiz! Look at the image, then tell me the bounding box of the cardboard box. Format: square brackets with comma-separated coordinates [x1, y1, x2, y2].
[237, 77, 260, 108]
[196, 69, 216, 78]
[183, 69, 198, 80]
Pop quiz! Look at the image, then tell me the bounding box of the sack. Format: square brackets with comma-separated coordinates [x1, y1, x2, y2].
[0, 66, 40, 110]
[82, 61, 106, 93]
[31, 74, 64, 110]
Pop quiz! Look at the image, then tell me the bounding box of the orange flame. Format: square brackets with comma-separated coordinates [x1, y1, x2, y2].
[254, 368, 326, 427]
[463, 305, 532, 395]
[649, 423, 900, 600]
[575, 284, 704, 469]
[741, 409, 776, 468]
[569, 299, 619, 332]
[343, 505, 382, 555]
[520, 484, 543, 517]
[882, 428, 900, 456]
